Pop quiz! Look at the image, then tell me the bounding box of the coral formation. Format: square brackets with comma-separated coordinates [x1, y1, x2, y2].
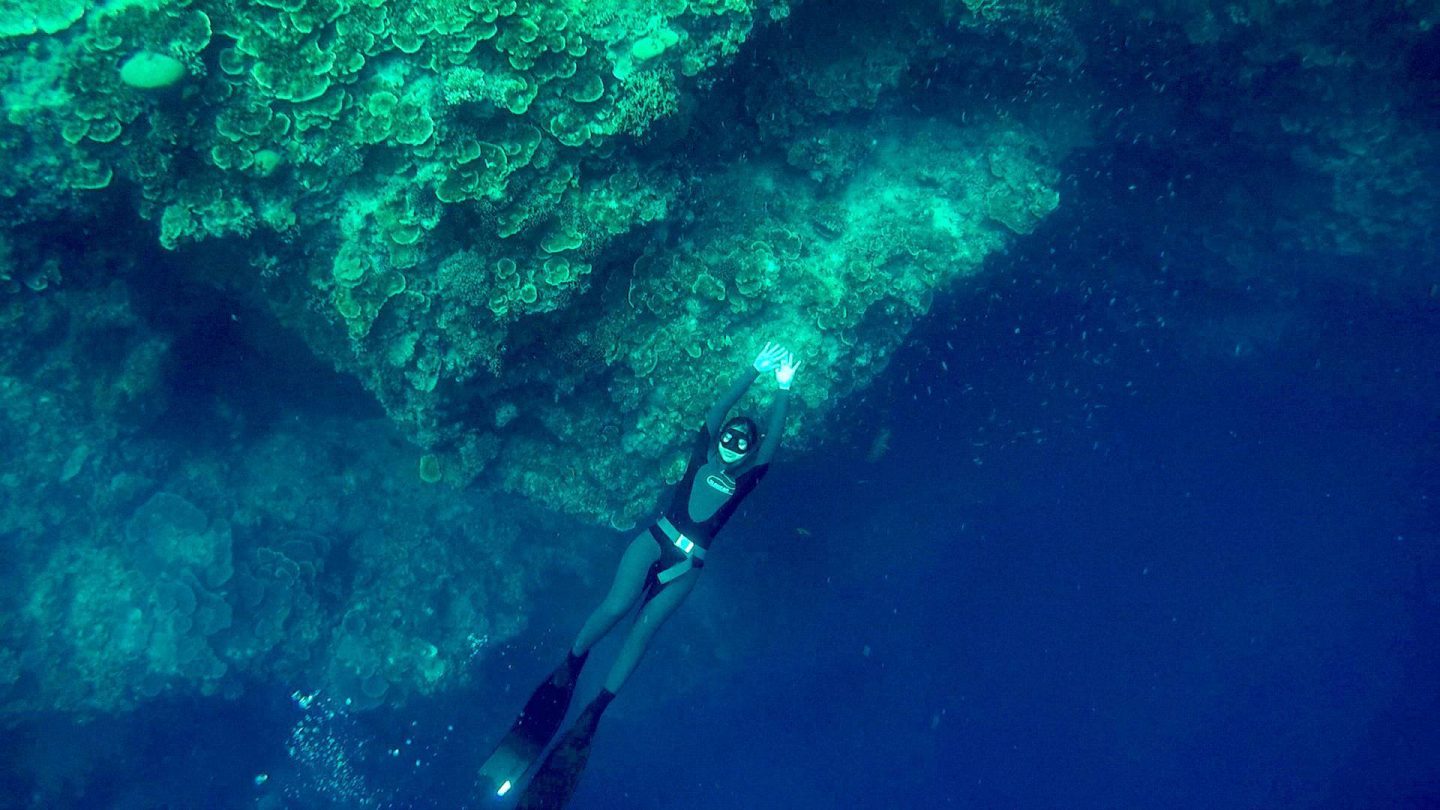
[15, 487, 235, 712]
[0, 269, 588, 716]
[0, 0, 1078, 532]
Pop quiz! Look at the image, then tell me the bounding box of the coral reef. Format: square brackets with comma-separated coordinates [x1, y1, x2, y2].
[0, 270, 592, 716]
[19, 492, 235, 712]
[0, 0, 1077, 532]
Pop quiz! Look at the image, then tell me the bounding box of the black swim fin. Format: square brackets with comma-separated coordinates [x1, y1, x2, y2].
[477, 651, 587, 800]
[515, 689, 613, 810]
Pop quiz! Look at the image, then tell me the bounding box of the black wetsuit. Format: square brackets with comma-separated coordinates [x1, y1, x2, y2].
[661, 424, 769, 550]
[640, 370, 789, 603]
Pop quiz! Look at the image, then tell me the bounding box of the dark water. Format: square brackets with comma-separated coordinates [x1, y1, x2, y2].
[584, 213, 1440, 807]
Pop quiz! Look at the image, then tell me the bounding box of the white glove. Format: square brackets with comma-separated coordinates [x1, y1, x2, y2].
[753, 341, 787, 374]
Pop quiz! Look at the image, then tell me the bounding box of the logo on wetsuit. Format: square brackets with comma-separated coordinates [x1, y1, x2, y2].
[705, 471, 736, 495]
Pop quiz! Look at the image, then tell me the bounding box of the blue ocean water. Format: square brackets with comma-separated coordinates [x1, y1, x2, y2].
[578, 216, 1440, 808]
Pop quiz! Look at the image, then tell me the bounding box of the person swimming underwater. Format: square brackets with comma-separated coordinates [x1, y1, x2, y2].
[478, 341, 802, 807]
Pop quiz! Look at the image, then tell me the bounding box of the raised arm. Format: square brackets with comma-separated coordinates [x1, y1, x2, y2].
[754, 351, 800, 465]
[705, 342, 787, 434]
[754, 388, 790, 465]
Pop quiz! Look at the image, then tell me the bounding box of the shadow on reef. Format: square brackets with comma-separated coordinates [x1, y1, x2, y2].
[113, 229, 384, 449]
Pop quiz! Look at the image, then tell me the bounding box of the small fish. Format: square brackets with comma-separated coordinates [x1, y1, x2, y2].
[866, 426, 892, 462]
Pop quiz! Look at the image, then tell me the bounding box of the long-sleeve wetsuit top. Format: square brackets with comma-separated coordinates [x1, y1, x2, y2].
[660, 369, 790, 551]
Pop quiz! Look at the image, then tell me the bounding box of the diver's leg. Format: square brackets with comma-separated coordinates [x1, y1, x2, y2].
[602, 567, 701, 694]
[570, 532, 661, 656]
[516, 569, 699, 808]
[478, 532, 660, 796]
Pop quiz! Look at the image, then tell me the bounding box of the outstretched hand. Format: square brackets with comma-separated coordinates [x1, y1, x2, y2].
[753, 342, 787, 374]
[775, 352, 802, 390]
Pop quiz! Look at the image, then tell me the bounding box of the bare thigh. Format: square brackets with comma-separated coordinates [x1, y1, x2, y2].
[598, 531, 661, 614]
[602, 565, 701, 693]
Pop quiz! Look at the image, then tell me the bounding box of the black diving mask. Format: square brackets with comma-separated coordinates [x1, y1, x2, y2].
[718, 424, 754, 464]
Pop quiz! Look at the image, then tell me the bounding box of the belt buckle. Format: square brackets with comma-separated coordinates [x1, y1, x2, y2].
[674, 534, 695, 555]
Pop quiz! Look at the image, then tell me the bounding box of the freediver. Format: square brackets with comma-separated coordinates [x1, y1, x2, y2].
[478, 341, 802, 808]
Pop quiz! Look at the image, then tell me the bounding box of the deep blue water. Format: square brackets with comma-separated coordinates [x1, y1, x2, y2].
[570, 259, 1440, 807]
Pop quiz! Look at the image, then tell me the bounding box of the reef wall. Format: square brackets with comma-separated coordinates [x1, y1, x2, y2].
[1, 0, 1073, 528]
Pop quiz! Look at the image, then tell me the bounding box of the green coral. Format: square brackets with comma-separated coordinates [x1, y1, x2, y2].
[485, 115, 1062, 528]
[0, 0, 88, 38]
[983, 139, 1061, 234]
[118, 51, 187, 89]
[0, 0, 1079, 535]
